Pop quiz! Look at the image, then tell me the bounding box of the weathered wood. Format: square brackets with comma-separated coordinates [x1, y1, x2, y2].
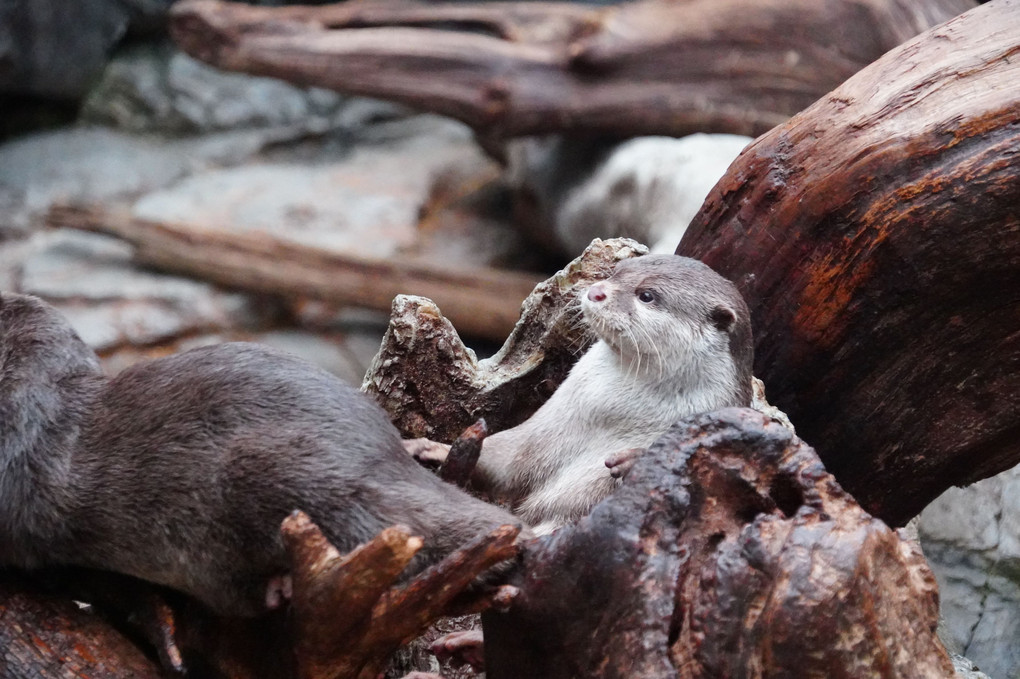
[168, 0, 973, 144]
[281, 511, 521, 679]
[483, 408, 954, 678]
[47, 202, 543, 341]
[363, 238, 647, 441]
[678, 0, 1020, 526]
[0, 573, 162, 678]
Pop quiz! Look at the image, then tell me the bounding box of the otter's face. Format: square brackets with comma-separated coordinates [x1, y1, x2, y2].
[580, 255, 752, 387]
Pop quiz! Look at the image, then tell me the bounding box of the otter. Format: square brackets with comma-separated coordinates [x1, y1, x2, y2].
[0, 292, 524, 617]
[470, 254, 753, 533]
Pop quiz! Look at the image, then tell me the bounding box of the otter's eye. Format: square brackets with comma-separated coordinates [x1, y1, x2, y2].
[637, 290, 656, 304]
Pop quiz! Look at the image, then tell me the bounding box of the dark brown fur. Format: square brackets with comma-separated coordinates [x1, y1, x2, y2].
[0, 293, 522, 616]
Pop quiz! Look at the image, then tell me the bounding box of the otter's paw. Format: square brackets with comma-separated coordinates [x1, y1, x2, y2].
[606, 447, 644, 479]
[431, 629, 485, 671]
[402, 438, 451, 469]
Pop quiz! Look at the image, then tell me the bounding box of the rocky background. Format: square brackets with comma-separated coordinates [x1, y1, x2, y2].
[0, 1, 1016, 677]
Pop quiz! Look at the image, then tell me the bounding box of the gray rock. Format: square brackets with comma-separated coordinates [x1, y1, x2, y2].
[0, 124, 331, 232]
[952, 653, 992, 679]
[920, 465, 1020, 679]
[132, 118, 488, 259]
[506, 133, 751, 257]
[17, 229, 280, 352]
[82, 43, 405, 135]
[0, 0, 129, 99]
[251, 329, 367, 386]
[0, 126, 191, 216]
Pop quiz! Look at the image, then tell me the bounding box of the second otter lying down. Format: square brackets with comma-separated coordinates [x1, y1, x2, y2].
[0, 293, 524, 616]
[437, 255, 754, 534]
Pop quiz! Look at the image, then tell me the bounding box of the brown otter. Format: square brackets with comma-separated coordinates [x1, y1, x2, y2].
[0, 292, 524, 616]
[471, 254, 753, 533]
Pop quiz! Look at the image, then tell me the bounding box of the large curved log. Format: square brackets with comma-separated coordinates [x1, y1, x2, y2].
[678, 0, 1020, 526]
[483, 409, 954, 677]
[169, 0, 973, 143]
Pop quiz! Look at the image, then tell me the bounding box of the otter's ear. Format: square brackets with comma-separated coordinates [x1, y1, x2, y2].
[709, 305, 737, 332]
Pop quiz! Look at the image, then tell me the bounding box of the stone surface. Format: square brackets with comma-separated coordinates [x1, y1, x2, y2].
[0, 124, 309, 237]
[132, 115, 497, 260]
[16, 228, 282, 354]
[952, 654, 992, 679]
[920, 464, 1020, 679]
[0, 100, 497, 388]
[81, 44, 405, 135]
[0, 0, 130, 99]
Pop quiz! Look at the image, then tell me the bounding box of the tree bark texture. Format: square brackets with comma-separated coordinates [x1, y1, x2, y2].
[678, 0, 1020, 527]
[483, 408, 955, 678]
[0, 573, 162, 679]
[168, 0, 975, 144]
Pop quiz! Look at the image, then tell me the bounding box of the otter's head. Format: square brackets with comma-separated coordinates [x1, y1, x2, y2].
[580, 255, 753, 404]
[0, 293, 103, 565]
[0, 293, 100, 382]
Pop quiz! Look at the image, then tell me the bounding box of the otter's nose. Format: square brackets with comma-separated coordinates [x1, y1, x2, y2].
[587, 284, 607, 302]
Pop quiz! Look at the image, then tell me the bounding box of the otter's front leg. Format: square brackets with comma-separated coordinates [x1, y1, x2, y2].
[469, 430, 533, 505]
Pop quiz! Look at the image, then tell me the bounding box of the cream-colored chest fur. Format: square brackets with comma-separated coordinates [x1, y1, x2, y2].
[476, 340, 738, 533]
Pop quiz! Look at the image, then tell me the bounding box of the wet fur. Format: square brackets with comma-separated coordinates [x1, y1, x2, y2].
[0, 293, 522, 616]
[473, 255, 753, 533]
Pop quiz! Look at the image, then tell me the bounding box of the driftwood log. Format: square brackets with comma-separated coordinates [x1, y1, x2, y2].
[679, 0, 1020, 527]
[46, 202, 543, 341]
[281, 512, 521, 679]
[168, 0, 974, 144]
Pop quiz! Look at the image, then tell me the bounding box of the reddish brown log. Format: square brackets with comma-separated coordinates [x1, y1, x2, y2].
[0, 573, 162, 678]
[678, 0, 1020, 526]
[483, 408, 954, 678]
[169, 0, 974, 143]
